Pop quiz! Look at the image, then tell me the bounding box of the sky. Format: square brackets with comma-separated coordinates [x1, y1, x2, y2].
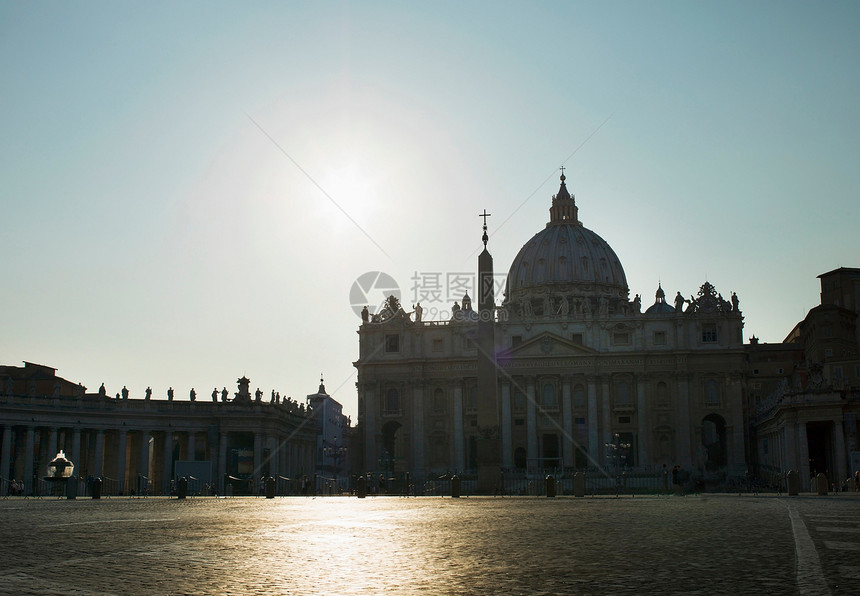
[2, 1, 858, 419]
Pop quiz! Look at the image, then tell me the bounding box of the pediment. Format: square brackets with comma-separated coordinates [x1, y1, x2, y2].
[499, 332, 596, 358]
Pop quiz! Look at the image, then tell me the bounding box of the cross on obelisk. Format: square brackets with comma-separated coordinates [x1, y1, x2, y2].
[479, 209, 491, 247]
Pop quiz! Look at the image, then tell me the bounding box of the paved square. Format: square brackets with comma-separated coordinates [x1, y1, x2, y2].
[1, 494, 857, 594]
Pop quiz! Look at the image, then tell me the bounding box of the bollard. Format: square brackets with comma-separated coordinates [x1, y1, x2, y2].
[66, 475, 78, 500]
[451, 475, 461, 498]
[545, 475, 556, 498]
[265, 476, 276, 499]
[356, 475, 367, 499]
[177, 476, 188, 499]
[573, 472, 585, 498]
[786, 470, 799, 496]
[92, 477, 102, 500]
[816, 472, 828, 496]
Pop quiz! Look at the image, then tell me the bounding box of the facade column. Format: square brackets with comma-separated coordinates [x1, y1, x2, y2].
[636, 378, 648, 467]
[500, 381, 512, 468]
[116, 430, 127, 494]
[587, 377, 598, 465]
[526, 377, 538, 470]
[219, 432, 228, 492]
[362, 385, 377, 477]
[676, 375, 692, 468]
[601, 377, 612, 464]
[562, 377, 574, 468]
[24, 427, 35, 494]
[1, 426, 11, 481]
[729, 375, 745, 472]
[162, 431, 174, 491]
[453, 384, 464, 472]
[94, 430, 105, 479]
[411, 383, 425, 479]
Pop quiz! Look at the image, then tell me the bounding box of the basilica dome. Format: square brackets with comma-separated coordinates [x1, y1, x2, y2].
[504, 174, 628, 312]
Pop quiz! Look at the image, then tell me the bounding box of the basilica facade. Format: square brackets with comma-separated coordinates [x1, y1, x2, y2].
[355, 175, 747, 483]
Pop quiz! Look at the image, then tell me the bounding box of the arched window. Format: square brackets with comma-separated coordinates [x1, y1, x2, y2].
[433, 387, 445, 413]
[385, 388, 400, 413]
[656, 382, 669, 408]
[705, 380, 720, 406]
[513, 389, 526, 412]
[542, 383, 557, 410]
[615, 381, 632, 407]
[573, 383, 586, 409]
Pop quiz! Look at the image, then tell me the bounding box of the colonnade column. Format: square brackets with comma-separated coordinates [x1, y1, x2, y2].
[24, 427, 35, 493]
[94, 430, 105, 479]
[163, 432, 174, 491]
[139, 430, 150, 490]
[636, 378, 648, 467]
[116, 430, 127, 494]
[798, 423, 810, 491]
[187, 432, 196, 462]
[452, 384, 464, 472]
[587, 376, 598, 465]
[71, 429, 81, 475]
[500, 381, 512, 468]
[253, 433, 262, 479]
[0, 426, 11, 481]
[48, 428, 58, 462]
[526, 378, 537, 469]
[833, 420, 847, 485]
[562, 377, 574, 468]
[219, 433, 228, 492]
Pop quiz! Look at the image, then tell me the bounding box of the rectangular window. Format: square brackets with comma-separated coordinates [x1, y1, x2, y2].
[432, 338, 443, 352]
[618, 416, 631, 424]
[511, 335, 522, 347]
[385, 334, 400, 353]
[825, 348, 833, 357]
[575, 417, 586, 425]
[702, 324, 717, 343]
[514, 418, 525, 426]
[612, 332, 630, 346]
[571, 333, 583, 345]
[834, 367, 843, 380]
[653, 331, 666, 346]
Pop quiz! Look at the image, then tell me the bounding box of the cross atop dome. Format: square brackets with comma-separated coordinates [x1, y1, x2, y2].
[548, 168, 579, 226]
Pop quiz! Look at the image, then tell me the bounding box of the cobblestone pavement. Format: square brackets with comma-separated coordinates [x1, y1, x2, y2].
[0, 493, 857, 595]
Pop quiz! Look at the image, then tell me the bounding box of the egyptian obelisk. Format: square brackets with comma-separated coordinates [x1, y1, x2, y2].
[476, 210, 501, 494]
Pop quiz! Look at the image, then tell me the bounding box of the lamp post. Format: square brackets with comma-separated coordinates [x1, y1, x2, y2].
[605, 433, 631, 496]
[323, 437, 347, 494]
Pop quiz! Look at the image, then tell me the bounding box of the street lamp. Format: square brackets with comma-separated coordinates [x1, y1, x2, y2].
[323, 437, 347, 493]
[605, 433, 631, 495]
